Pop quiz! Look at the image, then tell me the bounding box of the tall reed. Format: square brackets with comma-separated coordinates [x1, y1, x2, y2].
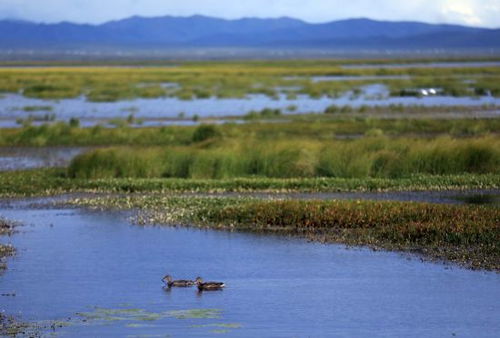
[68, 136, 500, 179]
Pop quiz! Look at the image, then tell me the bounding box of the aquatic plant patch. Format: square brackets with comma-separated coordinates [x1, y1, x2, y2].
[0, 313, 40, 337]
[0, 306, 229, 337]
[1, 169, 499, 197]
[0, 218, 17, 271]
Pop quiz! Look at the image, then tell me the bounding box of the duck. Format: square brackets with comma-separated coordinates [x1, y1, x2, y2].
[162, 275, 195, 288]
[195, 277, 225, 291]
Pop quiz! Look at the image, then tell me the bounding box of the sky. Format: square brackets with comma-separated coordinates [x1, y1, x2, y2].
[0, 0, 499, 28]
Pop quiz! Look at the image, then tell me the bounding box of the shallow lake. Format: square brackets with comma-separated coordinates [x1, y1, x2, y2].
[1, 91, 499, 124]
[0, 205, 499, 337]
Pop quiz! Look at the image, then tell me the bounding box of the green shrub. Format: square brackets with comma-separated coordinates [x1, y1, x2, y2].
[192, 125, 221, 143]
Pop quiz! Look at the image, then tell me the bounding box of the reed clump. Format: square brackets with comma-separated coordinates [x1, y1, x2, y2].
[67, 136, 500, 179]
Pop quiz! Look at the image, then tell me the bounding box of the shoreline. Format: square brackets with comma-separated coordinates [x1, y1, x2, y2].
[63, 195, 500, 271]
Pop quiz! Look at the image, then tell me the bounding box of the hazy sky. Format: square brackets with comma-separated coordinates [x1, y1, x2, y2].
[1, 0, 499, 27]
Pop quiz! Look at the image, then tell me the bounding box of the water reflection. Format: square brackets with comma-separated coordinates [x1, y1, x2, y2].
[1, 92, 499, 122]
[453, 194, 500, 206]
[0, 147, 87, 171]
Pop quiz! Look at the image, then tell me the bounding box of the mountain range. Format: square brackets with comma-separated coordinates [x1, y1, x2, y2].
[1, 15, 499, 50]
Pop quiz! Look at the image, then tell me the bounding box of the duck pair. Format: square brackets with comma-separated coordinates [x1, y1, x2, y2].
[162, 275, 225, 291]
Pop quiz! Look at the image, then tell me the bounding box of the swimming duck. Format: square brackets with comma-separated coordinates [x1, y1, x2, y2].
[162, 275, 195, 288]
[195, 277, 225, 291]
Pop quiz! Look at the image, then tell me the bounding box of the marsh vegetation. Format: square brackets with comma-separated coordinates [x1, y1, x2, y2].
[0, 61, 499, 268]
[1, 116, 499, 146]
[1, 61, 500, 103]
[0, 59, 499, 337]
[66, 135, 499, 179]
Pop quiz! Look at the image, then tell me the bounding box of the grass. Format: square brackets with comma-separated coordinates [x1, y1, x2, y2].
[65, 136, 500, 179]
[66, 195, 500, 271]
[1, 117, 498, 146]
[244, 108, 282, 120]
[0, 168, 499, 197]
[21, 105, 53, 112]
[1, 56, 499, 67]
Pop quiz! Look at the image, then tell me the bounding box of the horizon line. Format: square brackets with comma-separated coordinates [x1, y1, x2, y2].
[1, 14, 497, 30]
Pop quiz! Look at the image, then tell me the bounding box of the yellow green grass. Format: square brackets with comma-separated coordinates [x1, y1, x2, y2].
[1, 60, 500, 102]
[67, 136, 500, 179]
[1, 117, 499, 147]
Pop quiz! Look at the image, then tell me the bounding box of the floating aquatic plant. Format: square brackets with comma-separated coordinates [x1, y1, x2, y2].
[167, 309, 222, 319]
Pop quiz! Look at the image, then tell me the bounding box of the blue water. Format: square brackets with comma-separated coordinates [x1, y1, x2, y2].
[1, 92, 499, 124]
[0, 206, 499, 337]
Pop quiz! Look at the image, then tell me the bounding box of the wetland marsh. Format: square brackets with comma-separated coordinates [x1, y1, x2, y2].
[1, 60, 500, 126]
[0, 59, 499, 336]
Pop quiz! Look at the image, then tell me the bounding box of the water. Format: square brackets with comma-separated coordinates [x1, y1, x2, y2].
[1, 91, 500, 124]
[0, 206, 499, 337]
[0, 147, 87, 171]
[0, 117, 246, 129]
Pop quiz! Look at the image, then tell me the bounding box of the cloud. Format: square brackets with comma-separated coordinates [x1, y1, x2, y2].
[0, 0, 498, 27]
[439, 0, 483, 26]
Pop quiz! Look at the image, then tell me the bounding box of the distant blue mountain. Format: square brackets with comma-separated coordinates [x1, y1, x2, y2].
[0, 15, 498, 50]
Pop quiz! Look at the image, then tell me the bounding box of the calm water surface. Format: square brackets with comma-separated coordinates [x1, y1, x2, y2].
[0, 206, 499, 337]
[0, 147, 87, 171]
[1, 92, 499, 122]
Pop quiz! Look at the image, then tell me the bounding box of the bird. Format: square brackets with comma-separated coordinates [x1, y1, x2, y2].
[162, 275, 195, 288]
[195, 277, 225, 291]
